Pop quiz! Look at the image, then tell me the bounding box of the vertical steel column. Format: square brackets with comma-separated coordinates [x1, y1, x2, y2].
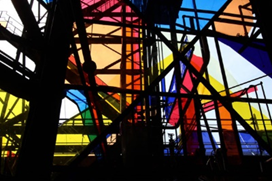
[194, 92, 205, 158]
[120, 3, 129, 167]
[70, 24, 105, 161]
[149, 33, 164, 163]
[15, 1, 73, 180]
[142, 12, 153, 163]
[142, 16, 149, 127]
[253, 85, 270, 147]
[121, 4, 127, 112]
[245, 90, 261, 155]
[130, 7, 135, 124]
[144, 23, 153, 162]
[144, 25, 152, 131]
[212, 23, 243, 159]
[199, 99, 217, 152]
[72, 0, 107, 158]
[169, 7, 187, 156]
[260, 82, 272, 125]
[213, 99, 227, 171]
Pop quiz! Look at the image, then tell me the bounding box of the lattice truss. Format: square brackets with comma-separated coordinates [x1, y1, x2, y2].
[0, 0, 272, 171]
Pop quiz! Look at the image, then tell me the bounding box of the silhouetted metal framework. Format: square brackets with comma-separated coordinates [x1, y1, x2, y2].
[0, 0, 272, 181]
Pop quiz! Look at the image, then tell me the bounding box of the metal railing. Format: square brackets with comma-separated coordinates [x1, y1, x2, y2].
[97, 0, 118, 12]
[81, 0, 97, 9]
[0, 11, 22, 36]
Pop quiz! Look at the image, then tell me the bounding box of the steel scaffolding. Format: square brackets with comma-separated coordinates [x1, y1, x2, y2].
[0, 0, 272, 180]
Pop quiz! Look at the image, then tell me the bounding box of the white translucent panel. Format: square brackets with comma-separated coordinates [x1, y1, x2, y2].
[211, 132, 221, 147]
[59, 97, 80, 124]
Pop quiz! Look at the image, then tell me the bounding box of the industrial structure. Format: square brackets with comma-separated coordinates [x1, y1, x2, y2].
[0, 0, 272, 180]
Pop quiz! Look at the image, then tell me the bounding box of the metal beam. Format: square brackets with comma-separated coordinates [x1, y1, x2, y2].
[73, 36, 141, 44]
[64, 0, 233, 168]
[0, 24, 43, 63]
[14, 0, 73, 180]
[0, 62, 32, 100]
[11, 0, 43, 41]
[83, 12, 137, 17]
[65, 84, 272, 104]
[145, 1, 272, 156]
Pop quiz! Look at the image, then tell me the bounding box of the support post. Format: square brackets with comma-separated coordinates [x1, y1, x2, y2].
[15, 1, 73, 180]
